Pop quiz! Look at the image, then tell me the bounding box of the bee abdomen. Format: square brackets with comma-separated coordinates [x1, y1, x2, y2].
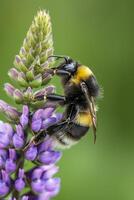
[75, 112, 92, 127]
[53, 132, 78, 148]
[53, 123, 89, 148]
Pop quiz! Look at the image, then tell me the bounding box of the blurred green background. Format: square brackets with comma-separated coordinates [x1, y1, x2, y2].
[0, 0, 134, 199]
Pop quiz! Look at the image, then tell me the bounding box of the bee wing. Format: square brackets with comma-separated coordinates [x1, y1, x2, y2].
[80, 82, 97, 143]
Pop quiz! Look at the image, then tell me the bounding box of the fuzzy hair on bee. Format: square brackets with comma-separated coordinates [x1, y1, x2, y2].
[28, 55, 100, 149]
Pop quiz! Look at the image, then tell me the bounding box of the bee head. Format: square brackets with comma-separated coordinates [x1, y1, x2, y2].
[48, 55, 78, 76]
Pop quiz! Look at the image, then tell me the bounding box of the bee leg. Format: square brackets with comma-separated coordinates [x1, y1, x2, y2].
[55, 69, 71, 76]
[23, 131, 47, 151]
[32, 130, 47, 145]
[45, 103, 77, 136]
[35, 93, 67, 105]
[46, 94, 67, 105]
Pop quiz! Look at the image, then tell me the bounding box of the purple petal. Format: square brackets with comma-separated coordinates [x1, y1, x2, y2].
[9, 148, 16, 160]
[0, 182, 9, 196]
[18, 168, 25, 179]
[31, 119, 42, 132]
[8, 68, 19, 80]
[42, 166, 59, 180]
[21, 196, 29, 200]
[32, 109, 44, 121]
[0, 100, 8, 112]
[39, 192, 51, 200]
[0, 150, 7, 168]
[41, 117, 57, 129]
[42, 108, 55, 120]
[15, 178, 25, 192]
[54, 113, 63, 122]
[45, 178, 60, 192]
[13, 134, 24, 149]
[8, 197, 16, 200]
[38, 151, 61, 165]
[16, 124, 24, 138]
[23, 105, 29, 116]
[4, 83, 15, 96]
[45, 86, 55, 94]
[0, 121, 5, 132]
[4, 123, 13, 137]
[25, 145, 37, 161]
[20, 114, 29, 128]
[0, 157, 5, 168]
[5, 159, 16, 174]
[38, 137, 54, 153]
[0, 149, 7, 157]
[31, 179, 45, 193]
[0, 133, 10, 148]
[31, 168, 44, 180]
[6, 106, 20, 120]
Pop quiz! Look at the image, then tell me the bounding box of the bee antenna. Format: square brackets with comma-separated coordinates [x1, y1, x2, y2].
[48, 55, 69, 63]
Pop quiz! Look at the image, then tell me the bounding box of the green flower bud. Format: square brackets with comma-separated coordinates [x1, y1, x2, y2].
[13, 89, 24, 104]
[17, 73, 28, 87]
[14, 55, 28, 73]
[29, 74, 42, 88]
[26, 69, 35, 81]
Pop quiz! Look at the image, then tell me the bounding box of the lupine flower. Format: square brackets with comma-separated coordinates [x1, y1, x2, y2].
[0, 10, 63, 199]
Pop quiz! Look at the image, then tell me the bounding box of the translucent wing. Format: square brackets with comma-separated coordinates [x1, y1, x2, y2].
[80, 82, 97, 143]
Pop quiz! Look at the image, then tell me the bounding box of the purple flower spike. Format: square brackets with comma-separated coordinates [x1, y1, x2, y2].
[0, 170, 10, 197]
[15, 168, 25, 192]
[0, 10, 63, 200]
[25, 145, 38, 161]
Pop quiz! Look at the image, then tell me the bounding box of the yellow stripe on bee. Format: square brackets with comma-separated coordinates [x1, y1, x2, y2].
[76, 112, 92, 127]
[71, 65, 93, 84]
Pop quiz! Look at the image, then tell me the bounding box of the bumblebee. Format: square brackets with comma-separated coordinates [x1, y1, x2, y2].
[31, 55, 100, 148]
